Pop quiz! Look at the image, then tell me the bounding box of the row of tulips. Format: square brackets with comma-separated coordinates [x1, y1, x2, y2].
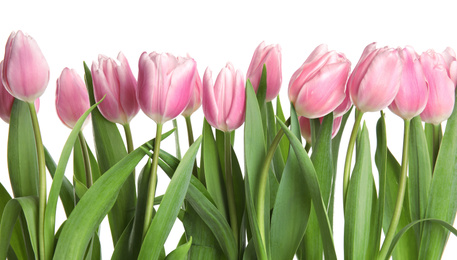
[1, 29, 457, 260]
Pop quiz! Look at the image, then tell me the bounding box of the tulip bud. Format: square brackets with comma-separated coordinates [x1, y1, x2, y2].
[202, 63, 246, 132]
[138, 52, 196, 124]
[246, 41, 282, 101]
[299, 115, 342, 143]
[181, 67, 202, 117]
[419, 50, 455, 125]
[2, 31, 49, 103]
[91, 52, 139, 125]
[56, 68, 91, 129]
[333, 91, 352, 118]
[388, 46, 429, 120]
[442, 47, 457, 86]
[348, 42, 402, 113]
[289, 44, 351, 118]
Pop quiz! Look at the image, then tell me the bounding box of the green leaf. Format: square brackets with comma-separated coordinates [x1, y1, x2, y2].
[344, 123, 375, 260]
[419, 90, 457, 260]
[138, 137, 202, 260]
[165, 237, 192, 260]
[276, 116, 337, 260]
[0, 196, 39, 260]
[7, 99, 38, 197]
[84, 62, 136, 245]
[276, 96, 289, 165]
[53, 139, 153, 260]
[266, 101, 281, 207]
[270, 105, 311, 260]
[111, 218, 134, 260]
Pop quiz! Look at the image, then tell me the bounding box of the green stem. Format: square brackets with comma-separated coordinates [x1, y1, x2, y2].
[224, 131, 238, 245]
[172, 119, 181, 160]
[378, 119, 411, 260]
[142, 123, 163, 238]
[432, 123, 441, 169]
[78, 132, 92, 188]
[343, 109, 364, 208]
[123, 123, 134, 154]
[185, 116, 199, 179]
[28, 102, 46, 260]
[257, 128, 284, 248]
[305, 142, 311, 153]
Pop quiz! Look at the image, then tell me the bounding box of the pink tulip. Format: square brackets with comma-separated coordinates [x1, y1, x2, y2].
[138, 52, 196, 124]
[181, 67, 202, 117]
[299, 115, 342, 143]
[246, 41, 282, 101]
[2, 30, 49, 103]
[348, 42, 402, 112]
[91, 52, 139, 125]
[333, 91, 352, 118]
[442, 47, 457, 86]
[419, 50, 455, 125]
[289, 44, 351, 118]
[389, 46, 429, 120]
[202, 63, 246, 132]
[56, 68, 91, 129]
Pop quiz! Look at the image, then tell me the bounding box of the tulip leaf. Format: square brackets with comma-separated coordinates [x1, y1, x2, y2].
[266, 101, 281, 206]
[84, 61, 136, 245]
[424, 123, 442, 170]
[7, 99, 38, 197]
[138, 136, 202, 260]
[275, 96, 289, 165]
[419, 90, 457, 260]
[270, 105, 311, 260]
[165, 237, 192, 260]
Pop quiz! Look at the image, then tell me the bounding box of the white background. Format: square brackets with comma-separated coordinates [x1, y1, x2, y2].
[1, 0, 457, 259]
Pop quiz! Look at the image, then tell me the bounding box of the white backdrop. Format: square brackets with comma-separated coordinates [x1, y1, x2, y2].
[1, 0, 457, 259]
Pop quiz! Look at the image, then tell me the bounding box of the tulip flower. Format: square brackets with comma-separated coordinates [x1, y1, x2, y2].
[389, 46, 429, 120]
[289, 44, 351, 118]
[333, 91, 352, 118]
[202, 63, 246, 132]
[56, 68, 91, 129]
[246, 41, 282, 101]
[91, 52, 139, 125]
[299, 115, 342, 143]
[137, 52, 197, 124]
[442, 47, 457, 86]
[181, 68, 202, 117]
[2, 30, 49, 103]
[420, 50, 455, 125]
[348, 42, 402, 112]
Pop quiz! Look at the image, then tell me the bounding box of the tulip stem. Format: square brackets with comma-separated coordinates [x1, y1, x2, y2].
[224, 131, 238, 245]
[185, 116, 199, 179]
[143, 123, 163, 238]
[28, 102, 46, 260]
[378, 119, 410, 260]
[432, 123, 441, 168]
[123, 123, 134, 154]
[343, 109, 364, 208]
[172, 119, 181, 160]
[78, 132, 92, 188]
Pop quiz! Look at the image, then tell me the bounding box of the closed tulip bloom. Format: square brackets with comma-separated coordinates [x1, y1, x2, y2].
[91, 52, 139, 125]
[247, 41, 282, 101]
[419, 50, 455, 125]
[333, 91, 352, 118]
[202, 63, 246, 132]
[348, 42, 402, 112]
[299, 115, 342, 143]
[56, 68, 91, 129]
[138, 52, 196, 124]
[181, 68, 202, 117]
[389, 46, 429, 120]
[2, 30, 49, 102]
[442, 47, 457, 86]
[289, 44, 351, 118]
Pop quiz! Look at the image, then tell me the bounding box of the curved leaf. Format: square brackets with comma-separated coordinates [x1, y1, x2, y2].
[165, 237, 192, 260]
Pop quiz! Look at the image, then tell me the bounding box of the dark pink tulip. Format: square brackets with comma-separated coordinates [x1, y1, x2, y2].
[138, 52, 196, 124]
[420, 50, 455, 125]
[181, 67, 202, 117]
[56, 68, 91, 129]
[92, 52, 139, 125]
[246, 41, 282, 101]
[442, 47, 457, 86]
[389, 46, 429, 120]
[348, 42, 402, 112]
[202, 63, 246, 132]
[299, 115, 342, 143]
[289, 44, 351, 118]
[2, 31, 49, 103]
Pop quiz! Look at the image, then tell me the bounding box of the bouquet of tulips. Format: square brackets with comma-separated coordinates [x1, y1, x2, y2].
[1, 30, 457, 260]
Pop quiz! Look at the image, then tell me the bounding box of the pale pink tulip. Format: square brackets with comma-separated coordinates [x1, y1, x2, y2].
[299, 115, 342, 143]
[91, 52, 139, 125]
[442, 47, 457, 86]
[56, 68, 91, 129]
[420, 50, 455, 125]
[202, 63, 246, 132]
[247, 41, 282, 101]
[181, 67, 202, 117]
[389, 46, 429, 120]
[137, 52, 196, 124]
[2, 31, 49, 103]
[333, 91, 352, 118]
[289, 44, 351, 118]
[348, 42, 402, 112]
